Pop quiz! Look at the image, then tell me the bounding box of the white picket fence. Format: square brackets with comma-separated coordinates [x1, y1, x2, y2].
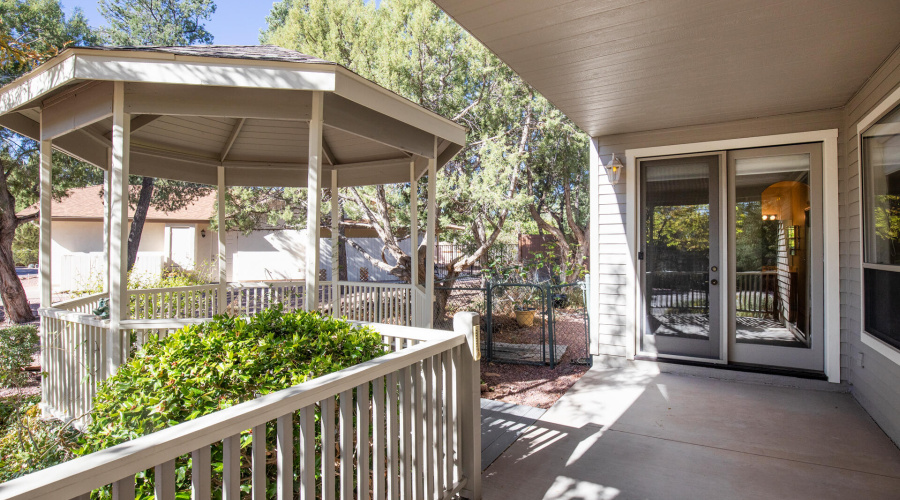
[8, 314, 482, 500]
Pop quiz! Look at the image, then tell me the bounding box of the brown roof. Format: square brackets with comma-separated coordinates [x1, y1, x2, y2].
[17, 185, 216, 222]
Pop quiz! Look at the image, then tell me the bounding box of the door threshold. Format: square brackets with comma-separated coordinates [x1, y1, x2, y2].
[634, 355, 828, 381]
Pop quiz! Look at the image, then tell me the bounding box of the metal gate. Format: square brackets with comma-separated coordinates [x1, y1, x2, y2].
[435, 279, 591, 367]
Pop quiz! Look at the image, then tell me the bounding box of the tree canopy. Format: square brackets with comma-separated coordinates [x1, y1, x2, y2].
[242, 0, 590, 283]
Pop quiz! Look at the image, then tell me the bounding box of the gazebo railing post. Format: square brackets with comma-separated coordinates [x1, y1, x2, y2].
[410, 160, 419, 326]
[217, 166, 227, 315]
[305, 91, 324, 312]
[108, 81, 130, 377]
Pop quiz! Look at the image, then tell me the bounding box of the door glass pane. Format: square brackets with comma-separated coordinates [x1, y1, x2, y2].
[643, 157, 714, 346]
[734, 154, 811, 347]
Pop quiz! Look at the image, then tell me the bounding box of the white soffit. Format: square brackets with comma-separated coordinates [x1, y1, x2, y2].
[433, 0, 900, 137]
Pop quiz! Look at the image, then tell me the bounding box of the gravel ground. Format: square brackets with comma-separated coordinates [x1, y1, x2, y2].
[480, 361, 588, 409]
[0, 371, 41, 399]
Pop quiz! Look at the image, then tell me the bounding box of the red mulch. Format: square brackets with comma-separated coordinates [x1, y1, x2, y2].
[480, 361, 588, 409]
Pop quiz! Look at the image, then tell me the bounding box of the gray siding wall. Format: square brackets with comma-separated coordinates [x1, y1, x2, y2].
[841, 46, 900, 445]
[591, 44, 900, 445]
[593, 108, 843, 363]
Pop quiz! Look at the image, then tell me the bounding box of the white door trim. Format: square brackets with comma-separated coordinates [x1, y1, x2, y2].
[625, 129, 841, 383]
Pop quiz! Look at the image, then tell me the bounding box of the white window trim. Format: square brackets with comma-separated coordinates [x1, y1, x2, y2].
[856, 84, 900, 366]
[624, 129, 841, 383]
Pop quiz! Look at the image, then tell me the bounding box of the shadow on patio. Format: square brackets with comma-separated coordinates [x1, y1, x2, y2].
[482, 364, 900, 500]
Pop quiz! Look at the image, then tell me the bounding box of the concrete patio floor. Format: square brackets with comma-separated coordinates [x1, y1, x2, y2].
[482, 362, 900, 500]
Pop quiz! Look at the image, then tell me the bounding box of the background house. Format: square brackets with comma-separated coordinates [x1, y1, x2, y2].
[19, 185, 417, 290]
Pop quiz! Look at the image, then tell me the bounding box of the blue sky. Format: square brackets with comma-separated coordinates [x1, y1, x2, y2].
[61, 0, 282, 46]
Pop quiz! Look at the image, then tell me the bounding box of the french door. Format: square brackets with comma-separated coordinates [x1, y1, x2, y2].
[727, 144, 824, 372]
[639, 144, 825, 373]
[639, 153, 724, 361]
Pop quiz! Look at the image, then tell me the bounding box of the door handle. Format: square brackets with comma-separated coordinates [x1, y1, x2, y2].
[710, 279, 719, 286]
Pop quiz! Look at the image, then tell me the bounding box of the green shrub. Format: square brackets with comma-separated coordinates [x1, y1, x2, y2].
[0, 325, 38, 389]
[78, 306, 388, 497]
[0, 403, 79, 482]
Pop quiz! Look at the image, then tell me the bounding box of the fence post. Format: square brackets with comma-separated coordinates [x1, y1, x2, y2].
[484, 281, 492, 362]
[546, 283, 555, 369]
[454, 312, 482, 500]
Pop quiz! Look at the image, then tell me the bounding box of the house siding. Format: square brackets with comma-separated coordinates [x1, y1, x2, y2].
[592, 108, 844, 365]
[841, 45, 900, 445]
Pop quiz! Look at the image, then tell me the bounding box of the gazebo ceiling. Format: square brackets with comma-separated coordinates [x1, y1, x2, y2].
[0, 46, 467, 187]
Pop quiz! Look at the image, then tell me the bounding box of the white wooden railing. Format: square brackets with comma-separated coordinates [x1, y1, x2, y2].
[42, 280, 427, 423]
[336, 281, 414, 326]
[128, 284, 219, 319]
[52, 292, 107, 314]
[7, 314, 482, 500]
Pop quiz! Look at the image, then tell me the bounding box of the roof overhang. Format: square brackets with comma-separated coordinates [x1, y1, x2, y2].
[433, 0, 900, 138]
[0, 47, 466, 187]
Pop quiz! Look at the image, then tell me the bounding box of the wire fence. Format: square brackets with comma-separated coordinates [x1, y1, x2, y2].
[434, 280, 590, 367]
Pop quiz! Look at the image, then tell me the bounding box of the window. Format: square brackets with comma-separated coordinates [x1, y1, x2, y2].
[861, 101, 900, 350]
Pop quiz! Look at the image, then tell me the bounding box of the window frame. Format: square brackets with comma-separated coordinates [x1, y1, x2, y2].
[857, 85, 900, 365]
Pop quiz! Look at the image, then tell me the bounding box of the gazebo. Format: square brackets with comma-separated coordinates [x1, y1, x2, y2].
[0, 45, 466, 421]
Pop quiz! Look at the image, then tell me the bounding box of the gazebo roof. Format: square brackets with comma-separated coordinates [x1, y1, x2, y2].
[0, 45, 467, 188]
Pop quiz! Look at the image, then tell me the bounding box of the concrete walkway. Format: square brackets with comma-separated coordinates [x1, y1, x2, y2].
[482, 363, 900, 500]
[481, 399, 545, 470]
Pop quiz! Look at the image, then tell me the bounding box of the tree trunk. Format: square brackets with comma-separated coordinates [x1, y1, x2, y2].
[0, 167, 36, 323]
[338, 209, 348, 281]
[0, 221, 35, 323]
[127, 177, 154, 272]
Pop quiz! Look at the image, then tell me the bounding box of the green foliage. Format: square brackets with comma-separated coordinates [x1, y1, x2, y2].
[11, 221, 36, 265]
[0, 0, 98, 84]
[0, 325, 38, 388]
[240, 0, 589, 282]
[78, 306, 387, 496]
[0, 324, 78, 482]
[98, 0, 216, 45]
[74, 266, 214, 297]
[0, 403, 79, 482]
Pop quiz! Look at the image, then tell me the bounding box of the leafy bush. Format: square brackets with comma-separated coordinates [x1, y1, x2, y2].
[0, 403, 79, 482]
[73, 265, 213, 297]
[78, 306, 388, 497]
[0, 325, 79, 482]
[0, 325, 38, 388]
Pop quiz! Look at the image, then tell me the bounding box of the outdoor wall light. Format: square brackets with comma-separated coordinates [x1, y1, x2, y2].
[604, 154, 624, 185]
[201, 229, 207, 238]
[762, 214, 777, 221]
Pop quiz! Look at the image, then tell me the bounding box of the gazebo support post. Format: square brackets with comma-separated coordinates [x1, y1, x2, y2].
[425, 139, 437, 328]
[39, 136, 52, 309]
[331, 170, 339, 316]
[103, 166, 110, 292]
[107, 81, 130, 378]
[305, 91, 324, 312]
[409, 161, 419, 326]
[38, 129, 52, 416]
[217, 166, 227, 314]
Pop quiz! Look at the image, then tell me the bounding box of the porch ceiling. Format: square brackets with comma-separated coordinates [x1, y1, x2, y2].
[0, 46, 467, 188]
[433, 0, 900, 137]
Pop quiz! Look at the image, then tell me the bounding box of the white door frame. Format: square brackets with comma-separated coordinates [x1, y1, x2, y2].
[624, 129, 840, 382]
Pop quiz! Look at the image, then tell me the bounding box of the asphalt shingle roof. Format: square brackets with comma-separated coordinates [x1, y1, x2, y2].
[81, 45, 335, 65]
[17, 185, 216, 222]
